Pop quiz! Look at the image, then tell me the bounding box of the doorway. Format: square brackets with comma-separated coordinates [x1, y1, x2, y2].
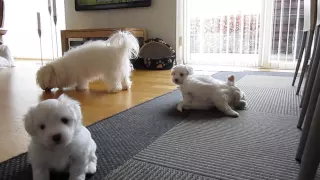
[179, 0, 304, 70]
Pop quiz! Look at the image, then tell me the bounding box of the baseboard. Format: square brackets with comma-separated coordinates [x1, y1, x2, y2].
[14, 57, 52, 61]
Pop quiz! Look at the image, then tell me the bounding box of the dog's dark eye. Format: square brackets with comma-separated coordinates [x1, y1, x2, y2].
[61, 118, 69, 124]
[180, 73, 184, 77]
[40, 124, 45, 130]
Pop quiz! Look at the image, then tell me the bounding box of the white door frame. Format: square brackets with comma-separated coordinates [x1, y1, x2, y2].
[259, 0, 274, 68]
[176, 0, 190, 65]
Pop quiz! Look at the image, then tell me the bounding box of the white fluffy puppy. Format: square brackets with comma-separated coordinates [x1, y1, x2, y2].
[171, 65, 247, 117]
[24, 94, 97, 180]
[36, 31, 139, 93]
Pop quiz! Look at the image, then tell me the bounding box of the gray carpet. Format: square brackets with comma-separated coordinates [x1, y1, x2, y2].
[0, 71, 316, 180]
[105, 73, 319, 180]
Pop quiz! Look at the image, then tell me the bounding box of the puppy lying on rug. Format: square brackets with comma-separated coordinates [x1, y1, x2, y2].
[171, 65, 247, 117]
[23, 94, 97, 180]
[36, 31, 139, 93]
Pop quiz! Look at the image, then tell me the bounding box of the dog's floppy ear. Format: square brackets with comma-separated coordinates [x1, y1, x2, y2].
[227, 75, 235, 86]
[185, 65, 194, 75]
[228, 75, 235, 82]
[23, 107, 36, 136]
[171, 66, 177, 75]
[58, 94, 82, 123]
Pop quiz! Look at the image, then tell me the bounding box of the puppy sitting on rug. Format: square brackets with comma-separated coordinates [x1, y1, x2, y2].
[36, 31, 139, 93]
[171, 65, 247, 117]
[24, 94, 97, 180]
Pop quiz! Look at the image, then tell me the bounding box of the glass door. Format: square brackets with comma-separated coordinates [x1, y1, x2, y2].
[182, 0, 304, 70]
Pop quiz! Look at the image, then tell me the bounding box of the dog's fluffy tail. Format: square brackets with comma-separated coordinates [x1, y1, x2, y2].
[107, 31, 140, 59]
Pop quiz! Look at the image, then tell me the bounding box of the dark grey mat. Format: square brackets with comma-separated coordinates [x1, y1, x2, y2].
[0, 71, 312, 180]
[105, 72, 320, 180]
[123, 112, 305, 180]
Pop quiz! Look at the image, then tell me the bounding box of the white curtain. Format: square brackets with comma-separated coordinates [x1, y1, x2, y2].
[4, 0, 65, 60]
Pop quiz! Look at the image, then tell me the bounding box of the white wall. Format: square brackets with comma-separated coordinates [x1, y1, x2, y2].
[64, 0, 177, 49]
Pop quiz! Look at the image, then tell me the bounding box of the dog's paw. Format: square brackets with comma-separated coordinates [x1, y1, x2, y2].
[227, 110, 239, 118]
[236, 100, 247, 110]
[108, 86, 122, 93]
[86, 162, 97, 174]
[177, 102, 183, 112]
[122, 81, 132, 90]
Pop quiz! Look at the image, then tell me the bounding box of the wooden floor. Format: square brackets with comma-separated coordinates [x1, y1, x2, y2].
[0, 61, 176, 162]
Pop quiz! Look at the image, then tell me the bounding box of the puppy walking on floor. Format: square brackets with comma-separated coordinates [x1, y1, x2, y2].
[24, 94, 97, 180]
[36, 31, 139, 93]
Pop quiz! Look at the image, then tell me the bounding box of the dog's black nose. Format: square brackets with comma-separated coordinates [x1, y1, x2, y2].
[174, 79, 178, 83]
[52, 134, 61, 143]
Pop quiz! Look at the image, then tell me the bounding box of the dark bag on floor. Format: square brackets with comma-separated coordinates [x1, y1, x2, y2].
[131, 38, 176, 70]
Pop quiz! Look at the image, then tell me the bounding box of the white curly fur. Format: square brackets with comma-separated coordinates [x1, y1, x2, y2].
[24, 94, 97, 180]
[36, 31, 139, 93]
[171, 65, 247, 117]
